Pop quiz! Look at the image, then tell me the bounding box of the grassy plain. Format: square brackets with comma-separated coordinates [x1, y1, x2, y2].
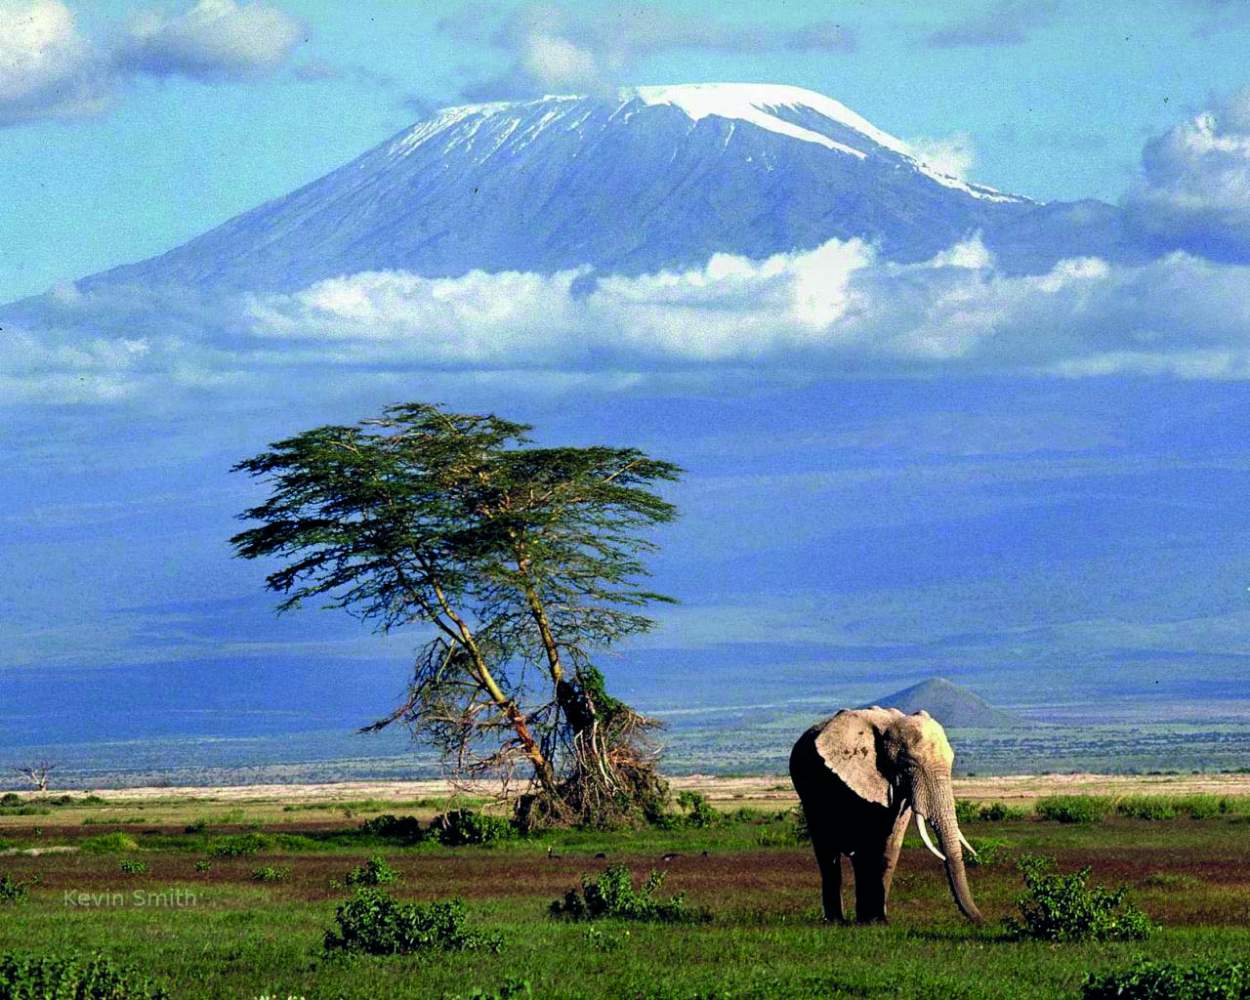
[1, 778, 1248, 999]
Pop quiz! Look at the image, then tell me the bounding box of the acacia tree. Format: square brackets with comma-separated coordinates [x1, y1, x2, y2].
[231, 403, 680, 826]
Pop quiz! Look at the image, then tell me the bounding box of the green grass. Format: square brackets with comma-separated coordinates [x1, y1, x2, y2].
[0, 795, 1246, 998]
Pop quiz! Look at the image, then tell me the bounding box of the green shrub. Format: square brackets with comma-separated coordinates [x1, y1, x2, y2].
[434, 810, 514, 847]
[1035, 796, 1109, 824]
[978, 801, 1023, 821]
[194, 860, 213, 874]
[549, 864, 710, 923]
[675, 791, 719, 829]
[1006, 855, 1153, 942]
[341, 855, 399, 887]
[754, 809, 808, 847]
[442, 978, 533, 1000]
[0, 793, 21, 807]
[955, 799, 980, 825]
[81, 832, 140, 853]
[0, 951, 169, 999]
[209, 833, 272, 857]
[1116, 797, 1177, 821]
[0, 874, 36, 904]
[324, 889, 501, 955]
[1139, 872, 1201, 889]
[360, 814, 425, 843]
[965, 837, 1011, 868]
[251, 865, 291, 883]
[1083, 959, 1250, 999]
[119, 859, 148, 875]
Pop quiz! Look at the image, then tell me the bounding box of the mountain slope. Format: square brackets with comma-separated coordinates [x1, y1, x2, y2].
[82, 83, 1139, 294]
[863, 677, 1023, 729]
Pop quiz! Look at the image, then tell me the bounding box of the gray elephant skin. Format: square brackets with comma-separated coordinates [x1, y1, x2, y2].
[789, 707, 983, 924]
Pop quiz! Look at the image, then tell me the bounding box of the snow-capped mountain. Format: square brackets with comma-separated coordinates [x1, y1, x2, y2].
[84, 83, 1136, 293]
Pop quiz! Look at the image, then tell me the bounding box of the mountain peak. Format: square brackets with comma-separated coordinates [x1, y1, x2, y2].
[864, 677, 1023, 729]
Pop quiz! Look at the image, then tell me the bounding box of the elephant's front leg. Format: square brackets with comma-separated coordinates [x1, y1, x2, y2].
[853, 808, 911, 923]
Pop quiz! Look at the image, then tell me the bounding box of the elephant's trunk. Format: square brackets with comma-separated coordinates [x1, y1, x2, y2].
[917, 775, 983, 925]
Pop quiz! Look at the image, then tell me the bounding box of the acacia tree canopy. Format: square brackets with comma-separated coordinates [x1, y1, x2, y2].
[231, 402, 681, 824]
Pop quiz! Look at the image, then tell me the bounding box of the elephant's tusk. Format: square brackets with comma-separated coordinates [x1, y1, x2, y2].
[915, 814, 946, 862]
[957, 830, 978, 858]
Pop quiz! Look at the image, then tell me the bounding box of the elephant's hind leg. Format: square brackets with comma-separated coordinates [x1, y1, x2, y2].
[851, 851, 888, 924]
[813, 841, 845, 923]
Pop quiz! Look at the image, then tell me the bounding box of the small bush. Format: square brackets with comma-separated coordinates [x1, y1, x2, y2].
[754, 809, 808, 847]
[0, 793, 21, 807]
[340, 856, 399, 887]
[209, 833, 271, 857]
[1006, 855, 1153, 942]
[0, 951, 169, 999]
[1035, 796, 1109, 824]
[549, 864, 710, 923]
[360, 814, 424, 843]
[119, 860, 148, 875]
[442, 978, 533, 1000]
[184, 819, 208, 834]
[1116, 797, 1177, 821]
[1139, 872, 1201, 889]
[194, 860, 213, 874]
[324, 889, 501, 955]
[675, 791, 719, 829]
[0, 874, 36, 903]
[251, 865, 291, 883]
[434, 810, 514, 847]
[81, 832, 140, 853]
[978, 801, 1023, 821]
[965, 837, 1011, 868]
[1083, 958, 1250, 999]
[955, 799, 980, 825]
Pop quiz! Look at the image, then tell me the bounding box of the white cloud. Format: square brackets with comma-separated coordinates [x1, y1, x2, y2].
[118, 0, 304, 81]
[908, 131, 976, 182]
[1125, 88, 1250, 261]
[12, 236, 1250, 409]
[0, 0, 110, 125]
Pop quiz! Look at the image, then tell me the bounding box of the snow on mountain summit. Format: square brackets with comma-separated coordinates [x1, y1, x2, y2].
[79, 82, 1133, 294]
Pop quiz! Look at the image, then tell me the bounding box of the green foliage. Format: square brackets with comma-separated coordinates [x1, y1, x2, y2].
[753, 809, 809, 847]
[965, 837, 1012, 868]
[251, 865, 291, 883]
[0, 951, 169, 999]
[194, 860, 213, 874]
[674, 791, 719, 829]
[0, 793, 21, 806]
[958, 799, 1025, 824]
[323, 890, 501, 955]
[1035, 796, 1110, 824]
[442, 978, 532, 1000]
[340, 856, 399, 887]
[549, 864, 709, 924]
[1117, 797, 1178, 820]
[81, 832, 140, 853]
[1083, 959, 1250, 999]
[434, 810, 515, 847]
[1006, 855, 1153, 942]
[359, 814, 425, 843]
[0, 874, 36, 904]
[209, 833, 272, 857]
[119, 859, 149, 875]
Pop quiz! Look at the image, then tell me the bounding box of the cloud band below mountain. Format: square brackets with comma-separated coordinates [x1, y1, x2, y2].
[8, 235, 1250, 409]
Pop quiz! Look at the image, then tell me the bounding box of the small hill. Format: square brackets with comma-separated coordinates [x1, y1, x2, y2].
[863, 677, 1022, 729]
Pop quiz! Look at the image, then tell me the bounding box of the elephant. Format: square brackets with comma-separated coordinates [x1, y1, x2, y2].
[789, 706, 982, 924]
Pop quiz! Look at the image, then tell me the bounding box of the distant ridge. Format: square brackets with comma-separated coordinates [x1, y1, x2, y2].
[863, 677, 1022, 729]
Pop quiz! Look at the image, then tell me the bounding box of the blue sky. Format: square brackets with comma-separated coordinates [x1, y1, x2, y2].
[3, 0, 1250, 303]
[4, 0, 1250, 761]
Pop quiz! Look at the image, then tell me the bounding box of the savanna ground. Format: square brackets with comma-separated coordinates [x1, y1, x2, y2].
[2, 774, 1249, 999]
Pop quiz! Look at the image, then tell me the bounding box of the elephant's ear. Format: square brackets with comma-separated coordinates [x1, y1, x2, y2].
[814, 711, 890, 807]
